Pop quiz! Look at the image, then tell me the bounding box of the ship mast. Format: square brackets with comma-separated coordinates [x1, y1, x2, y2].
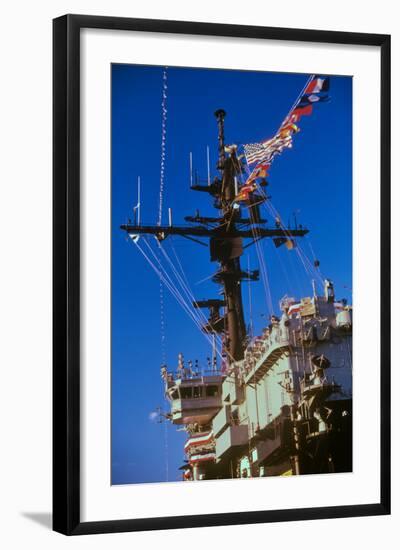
[212, 109, 246, 361]
[121, 110, 309, 366]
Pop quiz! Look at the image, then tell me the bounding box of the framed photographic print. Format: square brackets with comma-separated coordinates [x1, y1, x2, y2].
[53, 14, 390, 535]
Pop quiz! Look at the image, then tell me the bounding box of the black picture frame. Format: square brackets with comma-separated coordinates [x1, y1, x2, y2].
[53, 14, 391, 535]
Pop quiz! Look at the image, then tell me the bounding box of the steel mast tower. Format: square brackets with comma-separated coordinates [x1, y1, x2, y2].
[121, 110, 309, 365]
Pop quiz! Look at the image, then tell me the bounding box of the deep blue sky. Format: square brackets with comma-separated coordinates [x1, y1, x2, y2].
[111, 65, 352, 485]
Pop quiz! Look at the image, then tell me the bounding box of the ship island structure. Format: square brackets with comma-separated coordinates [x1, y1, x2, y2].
[121, 107, 352, 482]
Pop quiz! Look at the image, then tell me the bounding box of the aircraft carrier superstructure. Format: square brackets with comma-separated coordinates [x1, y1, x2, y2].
[122, 107, 352, 481]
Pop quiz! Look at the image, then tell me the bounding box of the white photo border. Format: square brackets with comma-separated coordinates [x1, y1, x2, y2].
[79, 27, 382, 523]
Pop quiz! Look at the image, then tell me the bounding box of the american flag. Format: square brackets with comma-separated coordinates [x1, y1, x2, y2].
[243, 141, 273, 165]
[244, 134, 292, 166]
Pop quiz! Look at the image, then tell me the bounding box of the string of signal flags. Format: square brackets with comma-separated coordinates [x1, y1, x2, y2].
[234, 75, 330, 203]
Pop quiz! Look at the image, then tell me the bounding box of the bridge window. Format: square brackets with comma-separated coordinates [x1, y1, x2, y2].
[206, 385, 219, 397]
[193, 386, 202, 398]
[180, 387, 193, 399]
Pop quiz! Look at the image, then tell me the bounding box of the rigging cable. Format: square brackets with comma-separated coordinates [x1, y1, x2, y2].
[269, 237, 295, 297]
[251, 209, 274, 315]
[157, 67, 169, 367]
[135, 237, 227, 362]
[159, 67, 169, 481]
[151, 68, 226, 363]
[158, 67, 168, 227]
[247, 255, 254, 337]
[158, 66, 168, 365]
[158, 242, 217, 337]
[240, 166, 320, 300]
[169, 238, 224, 356]
[258, 189, 325, 290]
[236, 72, 327, 295]
[237, 158, 274, 316]
[278, 74, 315, 131]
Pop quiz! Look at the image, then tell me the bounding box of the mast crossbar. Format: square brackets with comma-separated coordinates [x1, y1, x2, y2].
[120, 224, 309, 239]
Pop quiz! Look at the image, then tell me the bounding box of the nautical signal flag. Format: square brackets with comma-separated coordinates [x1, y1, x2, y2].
[253, 162, 270, 179]
[291, 104, 313, 120]
[239, 161, 270, 193]
[297, 94, 330, 107]
[285, 238, 296, 250]
[279, 123, 300, 138]
[305, 76, 330, 94]
[234, 181, 257, 203]
[273, 237, 287, 248]
[273, 237, 296, 250]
